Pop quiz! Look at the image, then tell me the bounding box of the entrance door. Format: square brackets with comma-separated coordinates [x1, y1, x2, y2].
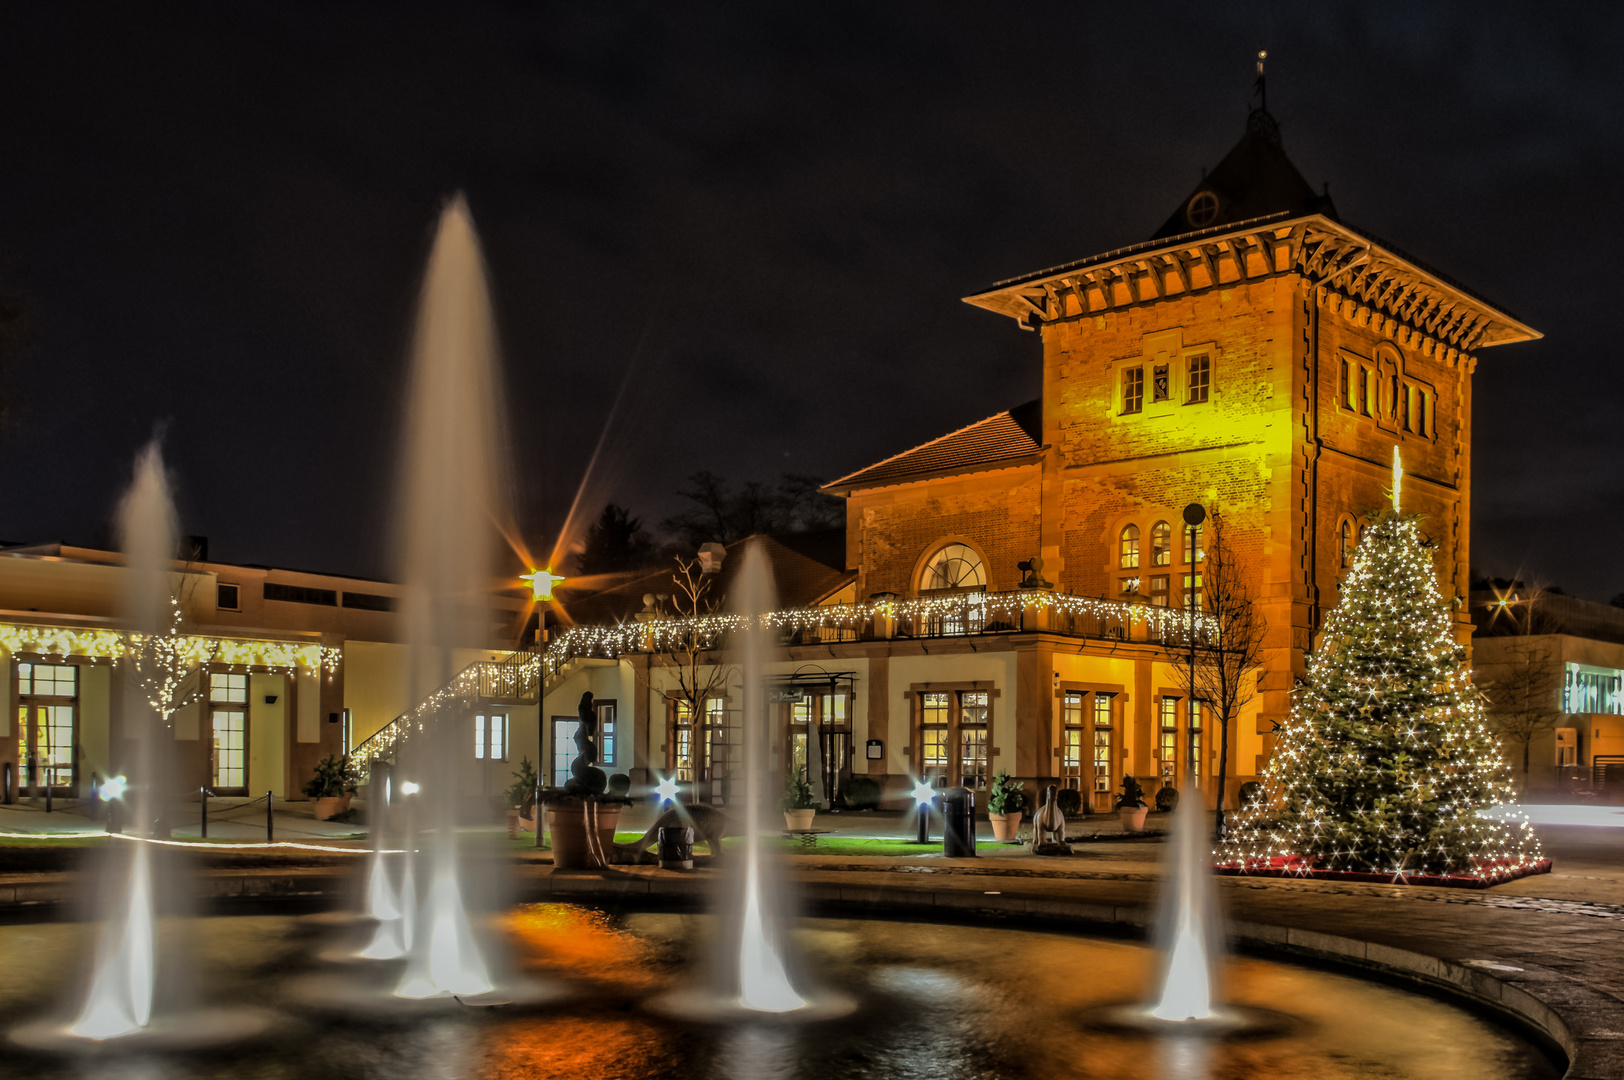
[17, 704, 75, 792]
[819, 730, 851, 805]
[551, 717, 579, 787]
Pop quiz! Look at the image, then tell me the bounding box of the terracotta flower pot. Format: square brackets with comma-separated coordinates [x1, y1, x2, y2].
[784, 808, 815, 831]
[312, 794, 350, 821]
[1119, 806, 1149, 832]
[989, 811, 1022, 843]
[546, 804, 623, 870]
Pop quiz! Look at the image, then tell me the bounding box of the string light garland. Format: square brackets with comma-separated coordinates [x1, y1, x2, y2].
[0, 618, 341, 675]
[1217, 509, 1544, 881]
[356, 587, 1201, 761]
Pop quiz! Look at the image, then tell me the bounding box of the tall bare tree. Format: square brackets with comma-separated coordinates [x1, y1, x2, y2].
[1173, 510, 1264, 837]
[1479, 639, 1562, 788]
[640, 552, 738, 794]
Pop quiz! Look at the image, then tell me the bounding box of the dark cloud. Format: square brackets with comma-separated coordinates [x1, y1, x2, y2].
[0, 2, 1618, 595]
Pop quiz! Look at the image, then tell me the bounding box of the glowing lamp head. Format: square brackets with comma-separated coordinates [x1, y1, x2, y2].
[912, 780, 935, 807]
[398, 780, 420, 796]
[100, 775, 127, 801]
[655, 775, 680, 804]
[522, 567, 566, 602]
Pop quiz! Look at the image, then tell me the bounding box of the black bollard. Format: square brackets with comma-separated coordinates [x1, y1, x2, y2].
[942, 787, 977, 858]
[200, 786, 208, 838]
[106, 798, 121, 835]
[917, 798, 930, 844]
[88, 772, 101, 822]
[266, 791, 274, 842]
[657, 825, 695, 870]
[534, 780, 544, 849]
[44, 778, 52, 814]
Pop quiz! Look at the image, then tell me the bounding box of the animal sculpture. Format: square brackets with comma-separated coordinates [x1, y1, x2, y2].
[610, 803, 737, 865]
[1030, 783, 1072, 856]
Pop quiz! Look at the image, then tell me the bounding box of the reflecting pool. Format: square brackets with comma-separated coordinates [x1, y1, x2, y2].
[0, 906, 1559, 1080]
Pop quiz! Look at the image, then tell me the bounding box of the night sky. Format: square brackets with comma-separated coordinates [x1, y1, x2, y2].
[0, 5, 1617, 597]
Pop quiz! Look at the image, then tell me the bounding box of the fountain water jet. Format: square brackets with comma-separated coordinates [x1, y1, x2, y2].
[389, 195, 507, 1002]
[1150, 783, 1220, 1022]
[68, 441, 172, 1041]
[733, 544, 807, 1014]
[68, 842, 154, 1039]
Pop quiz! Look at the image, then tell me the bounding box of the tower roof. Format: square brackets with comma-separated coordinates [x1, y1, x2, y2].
[1151, 109, 1335, 240]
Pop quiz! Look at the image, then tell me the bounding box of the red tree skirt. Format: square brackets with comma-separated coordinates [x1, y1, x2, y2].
[1214, 857, 1552, 890]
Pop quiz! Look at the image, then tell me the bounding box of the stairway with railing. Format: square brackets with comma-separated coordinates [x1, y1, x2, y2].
[350, 645, 576, 764]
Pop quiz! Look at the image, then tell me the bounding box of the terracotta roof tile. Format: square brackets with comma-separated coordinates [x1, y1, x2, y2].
[824, 399, 1041, 493]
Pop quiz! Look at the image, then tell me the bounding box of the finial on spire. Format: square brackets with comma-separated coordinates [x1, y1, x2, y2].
[1254, 50, 1268, 113]
[1391, 445, 1404, 512]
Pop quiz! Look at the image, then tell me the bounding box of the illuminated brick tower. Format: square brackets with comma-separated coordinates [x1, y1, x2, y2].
[831, 106, 1539, 780]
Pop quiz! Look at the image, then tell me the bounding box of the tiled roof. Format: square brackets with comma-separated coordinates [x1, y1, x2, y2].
[823, 399, 1042, 493]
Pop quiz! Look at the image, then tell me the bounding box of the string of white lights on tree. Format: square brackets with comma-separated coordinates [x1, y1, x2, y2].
[1216, 505, 1543, 880]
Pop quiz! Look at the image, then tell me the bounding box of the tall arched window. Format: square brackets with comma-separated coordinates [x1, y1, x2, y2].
[1150, 521, 1172, 566]
[1339, 519, 1354, 568]
[920, 543, 986, 592]
[1119, 525, 1141, 570]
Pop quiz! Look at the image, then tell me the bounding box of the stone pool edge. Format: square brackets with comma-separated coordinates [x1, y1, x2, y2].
[0, 867, 1611, 1080]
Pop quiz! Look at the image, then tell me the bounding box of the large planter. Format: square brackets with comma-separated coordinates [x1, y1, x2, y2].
[1119, 806, 1149, 832]
[988, 811, 1022, 843]
[547, 804, 623, 870]
[783, 808, 815, 831]
[312, 794, 351, 821]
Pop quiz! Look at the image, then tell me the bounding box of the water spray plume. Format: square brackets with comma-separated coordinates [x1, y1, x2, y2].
[1151, 785, 1219, 1022]
[71, 438, 175, 1041]
[733, 543, 807, 1014]
[390, 195, 508, 1000]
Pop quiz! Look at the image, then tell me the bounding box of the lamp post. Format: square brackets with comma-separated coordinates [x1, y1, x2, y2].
[1182, 503, 1206, 790]
[912, 779, 934, 843]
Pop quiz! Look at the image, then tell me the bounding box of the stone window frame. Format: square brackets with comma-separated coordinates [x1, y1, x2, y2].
[1108, 337, 1218, 421]
[902, 682, 1003, 790]
[909, 536, 992, 599]
[1336, 513, 1359, 570]
[1055, 680, 1127, 805]
[1337, 344, 1437, 443]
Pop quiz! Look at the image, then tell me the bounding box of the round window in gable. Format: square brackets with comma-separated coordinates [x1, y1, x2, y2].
[1186, 190, 1219, 227]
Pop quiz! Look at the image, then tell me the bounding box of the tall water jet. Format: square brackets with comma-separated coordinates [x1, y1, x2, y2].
[733, 544, 806, 1014]
[68, 441, 174, 1040]
[391, 195, 507, 1001]
[1151, 784, 1220, 1022]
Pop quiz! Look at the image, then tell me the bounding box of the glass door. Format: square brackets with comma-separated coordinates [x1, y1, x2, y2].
[551, 717, 580, 787]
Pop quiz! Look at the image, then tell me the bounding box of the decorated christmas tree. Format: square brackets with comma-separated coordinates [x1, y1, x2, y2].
[1220, 461, 1543, 880]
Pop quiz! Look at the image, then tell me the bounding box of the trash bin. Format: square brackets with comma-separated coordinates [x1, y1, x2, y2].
[942, 786, 977, 858]
[658, 825, 695, 870]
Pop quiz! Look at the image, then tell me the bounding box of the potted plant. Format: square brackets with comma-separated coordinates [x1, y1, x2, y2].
[1115, 774, 1149, 832]
[540, 691, 635, 869]
[505, 757, 540, 835]
[987, 770, 1024, 842]
[781, 766, 821, 830]
[303, 754, 360, 821]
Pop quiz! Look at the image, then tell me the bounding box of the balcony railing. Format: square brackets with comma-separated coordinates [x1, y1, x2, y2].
[352, 589, 1200, 762]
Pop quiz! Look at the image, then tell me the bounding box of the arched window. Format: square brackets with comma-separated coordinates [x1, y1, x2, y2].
[1119, 525, 1140, 570]
[1150, 521, 1172, 566]
[920, 543, 986, 592]
[1339, 519, 1354, 568]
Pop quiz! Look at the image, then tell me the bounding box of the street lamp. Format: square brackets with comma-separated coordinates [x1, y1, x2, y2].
[522, 567, 566, 603]
[912, 779, 935, 843]
[1182, 502, 1207, 791]
[655, 775, 680, 804]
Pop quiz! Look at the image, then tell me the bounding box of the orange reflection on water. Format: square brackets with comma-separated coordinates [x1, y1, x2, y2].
[479, 1015, 681, 1080]
[503, 903, 666, 991]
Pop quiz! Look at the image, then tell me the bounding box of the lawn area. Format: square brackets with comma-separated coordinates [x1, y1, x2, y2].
[508, 832, 939, 858]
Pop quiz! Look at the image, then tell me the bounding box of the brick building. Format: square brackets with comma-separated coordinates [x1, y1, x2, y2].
[812, 106, 1538, 808]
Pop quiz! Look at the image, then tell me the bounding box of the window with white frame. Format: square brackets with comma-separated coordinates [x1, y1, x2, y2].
[474, 713, 509, 761]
